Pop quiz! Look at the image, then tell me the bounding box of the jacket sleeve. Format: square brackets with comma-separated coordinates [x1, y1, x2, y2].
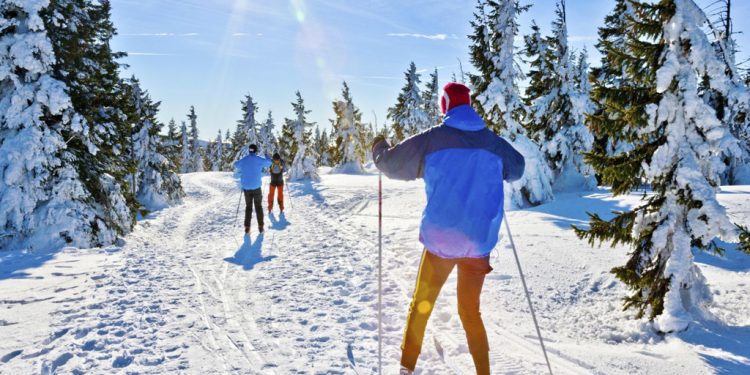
[262, 158, 272, 168]
[372, 132, 430, 181]
[496, 137, 525, 182]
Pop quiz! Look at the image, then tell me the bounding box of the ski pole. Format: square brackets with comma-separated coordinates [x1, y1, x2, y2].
[233, 191, 243, 248]
[234, 191, 243, 225]
[504, 211, 553, 375]
[378, 170, 383, 375]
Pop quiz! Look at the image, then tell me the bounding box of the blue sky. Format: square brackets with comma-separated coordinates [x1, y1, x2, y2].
[111, 0, 750, 140]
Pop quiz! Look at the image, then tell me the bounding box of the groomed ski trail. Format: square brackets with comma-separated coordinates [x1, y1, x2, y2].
[4, 171, 745, 374]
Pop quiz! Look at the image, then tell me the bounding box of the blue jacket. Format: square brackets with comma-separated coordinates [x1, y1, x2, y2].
[373, 105, 525, 258]
[234, 153, 272, 190]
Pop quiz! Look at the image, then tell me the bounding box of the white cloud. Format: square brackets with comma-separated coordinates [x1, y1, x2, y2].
[386, 33, 456, 41]
[122, 32, 199, 37]
[232, 32, 264, 37]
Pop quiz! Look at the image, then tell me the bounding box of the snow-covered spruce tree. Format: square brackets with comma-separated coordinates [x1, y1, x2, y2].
[587, 0, 637, 165]
[222, 128, 233, 170]
[699, 0, 750, 184]
[187, 106, 203, 172]
[572, 47, 595, 125]
[179, 121, 192, 173]
[286, 91, 319, 181]
[258, 110, 277, 158]
[523, 1, 596, 191]
[575, 0, 750, 332]
[387, 62, 430, 142]
[279, 115, 296, 162]
[210, 130, 223, 171]
[125, 76, 183, 211]
[45, 0, 135, 239]
[469, 0, 554, 207]
[234, 94, 260, 160]
[203, 139, 214, 172]
[423, 68, 441, 127]
[318, 128, 332, 166]
[0, 0, 109, 251]
[331, 82, 365, 173]
[165, 118, 182, 171]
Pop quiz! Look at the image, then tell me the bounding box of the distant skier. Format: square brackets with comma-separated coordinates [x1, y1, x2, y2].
[372, 83, 525, 375]
[234, 144, 272, 234]
[268, 153, 286, 213]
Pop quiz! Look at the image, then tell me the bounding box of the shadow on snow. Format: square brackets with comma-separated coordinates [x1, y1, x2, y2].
[681, 320, 750, 374]
[224, 233, 276, 271]
[693, 242, 750, 273]
[287, 179, 325, 206]
[0, 210, 164, 281]
[268, 212, 290, 231]
[523, 188, 637, 231]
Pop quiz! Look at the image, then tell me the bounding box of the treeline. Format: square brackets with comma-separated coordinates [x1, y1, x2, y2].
[0, 1, 183, 251]
[180, 82, 379, 178]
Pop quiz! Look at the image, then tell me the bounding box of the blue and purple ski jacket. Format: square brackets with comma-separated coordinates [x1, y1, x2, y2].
[234, 154, 272, 190]
[373, 104, 525, 259]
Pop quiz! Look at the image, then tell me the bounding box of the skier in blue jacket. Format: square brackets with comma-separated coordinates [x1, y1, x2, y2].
[234, 144, 272, 234]
[372, 82, 525, 375]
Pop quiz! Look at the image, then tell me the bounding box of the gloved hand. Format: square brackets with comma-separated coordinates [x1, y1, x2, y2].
[372, 135, 387, 149]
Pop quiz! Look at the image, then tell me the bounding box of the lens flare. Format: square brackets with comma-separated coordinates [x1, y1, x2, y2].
[289, 0, 346, 103]
[289, 0, 306, 23]
[417, 301, 432, 314]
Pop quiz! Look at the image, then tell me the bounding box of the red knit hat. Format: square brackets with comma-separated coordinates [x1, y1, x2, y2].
[440, 82, 471, 114]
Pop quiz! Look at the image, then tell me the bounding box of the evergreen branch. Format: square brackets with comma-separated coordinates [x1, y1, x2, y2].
[737, 224, 750, 254]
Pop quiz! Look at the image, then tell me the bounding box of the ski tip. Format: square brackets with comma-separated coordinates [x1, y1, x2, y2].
[346, 342, 355, 366]
[433, 336, 445, 359]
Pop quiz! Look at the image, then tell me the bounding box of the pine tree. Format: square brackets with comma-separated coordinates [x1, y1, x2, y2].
[125, 77, 183, 211]
[469, 0, 555, 207]
[165, 118, 181, 171]
[203, 139, 214, 172]
[187, 106, 203, 172]
[575, 0, 750, 332]
[210, 130, 223, 171]
[331, 82, 365, 173]
[423, 68, 441, 127]
[180, 121, 192, 173]
[279, 117, 296, 162]
[572, 47, 594, 120]
[587, 0, 637, 168]
[319, 129, 331, 166]
[234, 94, 260, 160]
[286, 91, 319, 181]
[222, 128, 233, 171]
[387, 62, 430, 142]
[524, 1, 595, 191]
[700, 0, 750, 184]
[258, 110, 277, 158]
[0, 0, 108, 251]
[46, 0, 135, 238]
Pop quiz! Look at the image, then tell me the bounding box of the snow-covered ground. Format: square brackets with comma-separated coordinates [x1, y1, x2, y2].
[1, 171, 749, 374]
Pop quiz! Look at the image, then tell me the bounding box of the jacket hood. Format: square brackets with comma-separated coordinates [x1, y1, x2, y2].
[443, 104, 486, 131]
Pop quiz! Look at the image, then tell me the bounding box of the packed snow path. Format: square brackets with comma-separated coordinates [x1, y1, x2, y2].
[2, 172, 749, 374]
